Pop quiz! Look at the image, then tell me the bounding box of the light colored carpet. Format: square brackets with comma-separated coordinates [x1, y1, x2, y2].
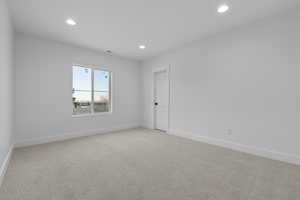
[1, 128, 300, 200]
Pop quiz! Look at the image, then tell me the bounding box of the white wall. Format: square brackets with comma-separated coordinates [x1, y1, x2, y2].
[141, 10, 300, 164]
[0, 0, 13, 171]
[14, 33, 140, 146]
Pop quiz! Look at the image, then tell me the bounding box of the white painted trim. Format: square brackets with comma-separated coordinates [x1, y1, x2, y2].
[169, 129, 300, 166]
[152, 65, 171, 132]
[72, 111, 113, 118]
[15, 124, 139, 148]
[0, 146, 14, 188]
[71, 65, 113, 116]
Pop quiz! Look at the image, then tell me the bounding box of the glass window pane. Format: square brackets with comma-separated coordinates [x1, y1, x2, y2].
[94, 70, 109, 91]
[72, 66, 92, 91]
[72, 91, 92, 115]
[72, 65, 92, 115]
[94, 69, 110, 113]
[94, 91, 109, 112]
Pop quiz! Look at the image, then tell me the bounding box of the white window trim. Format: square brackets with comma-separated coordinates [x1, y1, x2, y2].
[72, 64, 113, 117]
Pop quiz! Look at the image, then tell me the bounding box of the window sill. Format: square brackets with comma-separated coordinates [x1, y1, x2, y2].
[72, 112, 112, 118]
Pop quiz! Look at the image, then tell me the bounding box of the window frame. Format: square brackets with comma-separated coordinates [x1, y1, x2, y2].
[72, 64, 112, 117]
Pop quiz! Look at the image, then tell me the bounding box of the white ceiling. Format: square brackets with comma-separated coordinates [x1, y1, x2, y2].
[8, 0, 300, 61]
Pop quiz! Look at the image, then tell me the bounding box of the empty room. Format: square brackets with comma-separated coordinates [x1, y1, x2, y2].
[1, 0, 300, 199]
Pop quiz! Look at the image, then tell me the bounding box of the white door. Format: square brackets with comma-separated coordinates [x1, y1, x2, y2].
[154, 70, 168, 131]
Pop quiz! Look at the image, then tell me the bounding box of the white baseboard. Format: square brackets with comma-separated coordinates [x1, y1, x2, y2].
[0, 146, 14, 188]
[15, 124, 140, 148]
[169, 129, 300, 166]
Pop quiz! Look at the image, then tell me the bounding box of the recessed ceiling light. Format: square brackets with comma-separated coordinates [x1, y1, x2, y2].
[217, 4, 229, 13]
[139, 45, 146, 49]
[66, 18, 77, 26]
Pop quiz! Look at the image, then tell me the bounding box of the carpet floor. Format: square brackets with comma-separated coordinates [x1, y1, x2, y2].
[0, 128, 300, 200]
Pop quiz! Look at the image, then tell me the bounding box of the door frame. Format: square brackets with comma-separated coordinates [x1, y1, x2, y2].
[152, 65, 170, 132]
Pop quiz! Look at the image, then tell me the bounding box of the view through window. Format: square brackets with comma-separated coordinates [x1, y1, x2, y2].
[72, 66, 111, 115]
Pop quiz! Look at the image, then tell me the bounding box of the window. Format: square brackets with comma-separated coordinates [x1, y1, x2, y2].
[72, 65, 111, 115]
